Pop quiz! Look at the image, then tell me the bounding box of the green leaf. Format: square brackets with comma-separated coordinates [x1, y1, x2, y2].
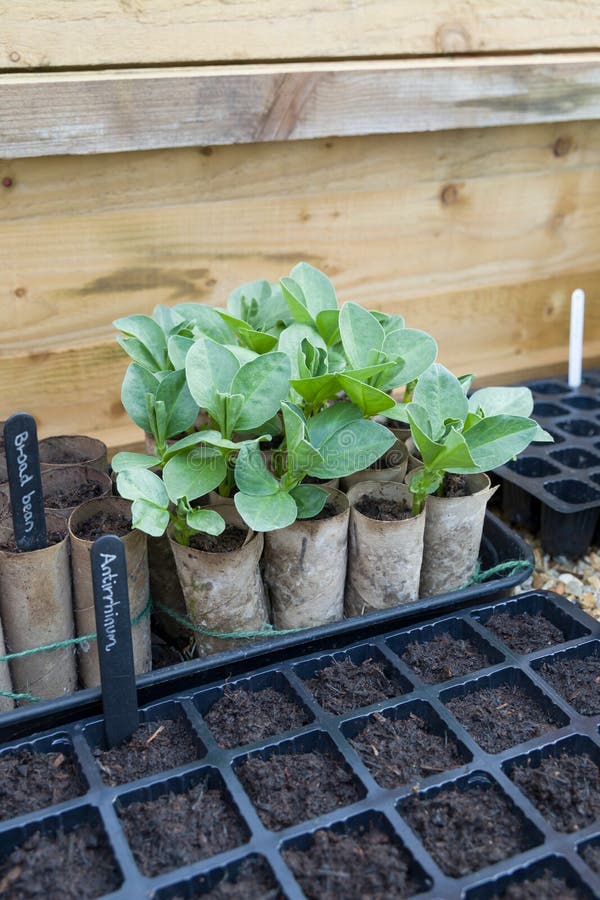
[289, 440, 325, 475]
[337, 374, 395, 417]
[152, 304, 185, 334]
[468, 386, 534, 419]
[381, 328, 438, 387]
[234, 489, 297, 531]
[224, 344, 260, 365]
[114, 314, 168, 371]
[185, 336, 240, 414]
[458, 373, 475, 393]
[463, 415, 539, 471]
[117, 336, 165, 372]
[235, 444, 280, 496]
[186, 508, 226, 535]
[238, 325, 278, 354]
[213, 392, 244, 436]
[281, 401, 306, 452]
[412, 364, 468, 439]
[111, 451, 159, 472]
[290, 373, 340, 408]
[227, 279, 272, 319]
[383, 402, 410, 423]
[307, 402, 363, 450]
[339, 302, 384, 369]
[280, 277, 315, 325]
[121, 363, 159, 433]
[167, 335, 194, 370]
[289, 263, 338, 318]
[277, 323, 325, 379]
[371, 310, 405, 334]
[230, 351, 291, 431]
[117, 468, 169, 507]
[290, 484, 328, 519]
[156, 368, 199, 438]
[315, 309, 340, 346]
[131, 499, 170, 537]
[308, 418, 395, 479]
[163, 448, 226, 502]
[173, 303, 236, 344]
[408, 408, 476, 471]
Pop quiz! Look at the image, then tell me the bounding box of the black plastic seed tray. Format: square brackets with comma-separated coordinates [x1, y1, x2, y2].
[494, 369, 600, 556]
[2, 589, 600, 899]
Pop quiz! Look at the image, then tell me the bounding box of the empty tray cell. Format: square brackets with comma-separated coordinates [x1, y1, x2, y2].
[544, 479, 600, 505]
[501, 481, 541, 531]
[389, 617, 503, 684]
[474, 593, 591, 653]
[504, 735, 600, 833]
[465, 854, 595, 899]
[0, 733, 88, 823]
[154, 854, 284, 899]
[233, 730, 365, 831]
[531, 381, 567, 395]
[85, 699, 205, 786]
[564, 396, 600, 411]
[557, 419, 600, 438]
[116, 766, 249, 877]
[591, 472, 600, 486]
[550, 447, 600, 469]
[282, 810, 431, 900]
[441, 669, 568, 753]
[399, 772, 542, 879]
[0, 804, 122, 899]
[505, 456, 560, 478]
[295, 644, 412, 715]
[195, 670, 313, 749]
[341, 699, 471, 789]
[532, 641, 600, 716]
[533, 402, 568, 417]
[579, 834, 600, 877]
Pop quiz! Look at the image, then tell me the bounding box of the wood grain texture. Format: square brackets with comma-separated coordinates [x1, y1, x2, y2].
[1, 122, 599, 450]
[3, 1, 600, 69]
[3, 54, 600, 157]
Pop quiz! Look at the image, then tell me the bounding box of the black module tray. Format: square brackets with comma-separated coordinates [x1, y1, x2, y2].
[0, 511, 533, 735]
[494, 369, 600, 556]
[1, 589, 600, 899]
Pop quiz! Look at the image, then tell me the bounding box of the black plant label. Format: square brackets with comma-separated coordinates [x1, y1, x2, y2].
[91, 534, 139, 747]
[3, 413, 47, 551]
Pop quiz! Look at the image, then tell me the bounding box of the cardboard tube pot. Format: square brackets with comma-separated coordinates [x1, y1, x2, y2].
[38, 435, 108, 473]
[341, 439, 408, 492]
[147, 534, 189, 642]
[411, 470, 498, 597]
[41, 465, 112, 520]
[263, 488, 349, 629]
[69, 497, 152, 688]
[0, 514, 76, 702]
[169, 505, 268, 657]
[405, 437, 423, 472]
[345, 481, 425, 617]
[0, 617, 14, 711]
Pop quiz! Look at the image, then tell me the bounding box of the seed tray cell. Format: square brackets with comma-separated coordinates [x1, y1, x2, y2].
[1, 589, 600, 899]
[494, 369, 600, 555]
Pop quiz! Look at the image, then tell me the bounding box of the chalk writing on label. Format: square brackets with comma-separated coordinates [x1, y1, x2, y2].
[99, 552, 121, 652]
[14, 430, 35, 533]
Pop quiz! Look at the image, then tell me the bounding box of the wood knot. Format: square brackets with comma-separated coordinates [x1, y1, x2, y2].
[14, 287, 26, 298]
[435, 23, 472, 53]
[2, 177, 13, 188]
[9, 51, 21, 63]
[553, 136, 573, 158]
[199, 146, 213, 156]
[440, 183, 459, 206]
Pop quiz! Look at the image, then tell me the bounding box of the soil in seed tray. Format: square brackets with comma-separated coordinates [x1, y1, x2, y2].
[538, 651, 600, 715]
[354, 495, 412, 521]
[118, 780, 248, 877]
[203, 685, 311, 749]
[349, 710, 464, 789]
[93, 718, 201, 786]
[236, 749, 361, 830]
[44, 482, 104, 508]
[305, 656, 406, 715]
[509, 751, 600, 832]
[445, 682, 562, 753]
[489, 871, 587, 900]
[0, 823, 121, 899]
[172, 857, 284, 900]
[74, 510, 130, 541]
[580, 841, 600, 875]
[0, 748, 87, 822]
[401, 632, 492, 683]
[402, 782, 534, 878]
[484, 610, 565, 654]
[283, 822, 425, 900]
[0, 529, 66, 552]
[190, 525, 247, 553]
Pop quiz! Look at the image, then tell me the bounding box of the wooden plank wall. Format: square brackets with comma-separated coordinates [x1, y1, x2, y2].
[1, 3, 600, 451]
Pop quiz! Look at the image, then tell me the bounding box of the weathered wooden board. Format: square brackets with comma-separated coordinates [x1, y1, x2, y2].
[3, 1, 600, 69]
[2, 54, 600, 157]
[1, 122, 599, 449]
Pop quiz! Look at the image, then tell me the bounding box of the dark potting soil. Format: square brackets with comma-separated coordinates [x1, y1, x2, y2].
[442, 473, 470, 497]
[0, 748, 87, 822]
[203, 685, 311, 749]
[305, 656, 407, 715]
[74, 510, 130, 541]
[236, 749, 361, 830]
[118, 780, 248, 877]
[538, 651, 600, 716]
[41, 448, 89, 465]
[348, 710, 464, 789]
[509, 751, 600, 832]
[310, 500, 338, 521]
[401, 631, 492, 683]
[484, 610, 565, 654]
[93, 718, 201, 786]
[580, 840, 600, 875]
[0, 529, 66, 552]
[0, 822, 122, 899]
[44, 481, 104, 509]
[172, 857, 283, 900]
[283, 822, 424, 900]
[489, 870, 587, 900]
[402, 781, 534, 878]
[354, 495, 412, 521]
[190, 524, 247, 553]
[445, 682, 562, 753]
